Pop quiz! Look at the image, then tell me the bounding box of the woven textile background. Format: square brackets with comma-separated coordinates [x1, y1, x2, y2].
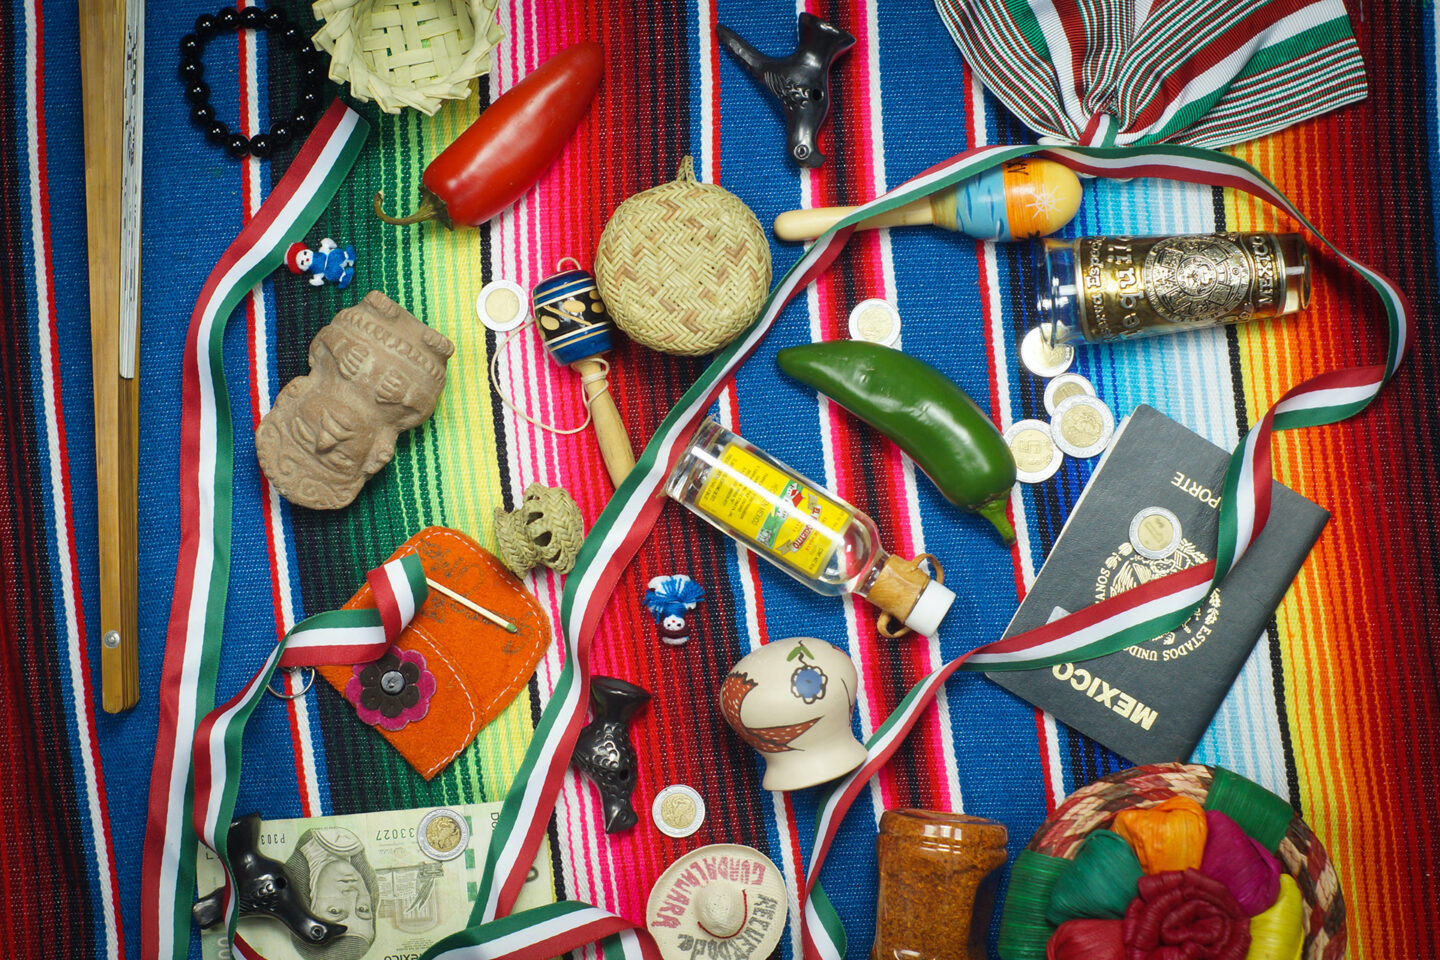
[2, 0, 1437, 958]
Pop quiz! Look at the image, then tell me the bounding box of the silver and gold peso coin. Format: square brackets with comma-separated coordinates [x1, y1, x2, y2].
[417, 807, 471, 861]
[1020, 326, 1074, 378]
[1004, 419, 1064, 484]
[1129, 507, 1183, 560]
[1050, 396, 1115, 458]
[1043, 373, 1096, 417]
[652, 784, 706, 838]
[848, 298, 902, 347]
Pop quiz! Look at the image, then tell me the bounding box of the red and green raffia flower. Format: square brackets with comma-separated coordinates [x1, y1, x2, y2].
[1122, 869, 1250, 960]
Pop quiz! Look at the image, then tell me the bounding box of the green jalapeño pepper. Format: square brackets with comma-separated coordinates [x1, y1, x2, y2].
[777, 340, 1017, 544]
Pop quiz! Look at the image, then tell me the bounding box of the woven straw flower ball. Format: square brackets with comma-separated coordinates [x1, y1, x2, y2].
[595, 157, 771, 357]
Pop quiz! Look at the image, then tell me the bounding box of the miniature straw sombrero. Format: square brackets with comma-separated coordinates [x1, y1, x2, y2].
[644, 844, 788, 960]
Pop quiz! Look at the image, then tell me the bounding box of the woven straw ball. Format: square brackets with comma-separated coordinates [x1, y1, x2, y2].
[595, 157, 771, 356]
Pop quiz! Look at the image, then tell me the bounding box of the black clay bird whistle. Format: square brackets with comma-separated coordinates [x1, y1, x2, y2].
[716, 12, 855, 168]
[193, 813, 345, 946]
[572, 676, 652, 833]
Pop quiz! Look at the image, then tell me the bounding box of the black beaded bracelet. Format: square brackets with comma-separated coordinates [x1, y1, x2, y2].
[180, 5, 328, 159]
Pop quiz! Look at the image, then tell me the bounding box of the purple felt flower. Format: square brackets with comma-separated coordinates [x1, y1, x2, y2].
[345, 647, 435, 731]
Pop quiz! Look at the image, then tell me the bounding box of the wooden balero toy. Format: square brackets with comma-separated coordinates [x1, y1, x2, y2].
[531, 260, 636, 487]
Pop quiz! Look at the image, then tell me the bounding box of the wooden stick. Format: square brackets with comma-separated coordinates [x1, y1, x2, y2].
[81, 0, 140, 713]
[573, 358, 635, 487]
[772, 197, 938, 241]
[425, 578, 518, 633]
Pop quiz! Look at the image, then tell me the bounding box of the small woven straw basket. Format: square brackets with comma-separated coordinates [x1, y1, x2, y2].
[311, 0, 504, 116]
[595, 157, 771, 357]
[1021, 763, 1345, 959]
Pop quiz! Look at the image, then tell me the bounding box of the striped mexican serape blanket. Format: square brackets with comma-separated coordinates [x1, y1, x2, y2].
[1, 0, 1436, 958]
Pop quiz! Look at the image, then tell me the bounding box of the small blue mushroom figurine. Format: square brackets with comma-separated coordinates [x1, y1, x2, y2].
[644, 574, 706, 646]
[287, 238, 356, 289]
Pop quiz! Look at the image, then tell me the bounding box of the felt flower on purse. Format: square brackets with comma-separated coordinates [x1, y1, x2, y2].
[346, 647, 436, 731]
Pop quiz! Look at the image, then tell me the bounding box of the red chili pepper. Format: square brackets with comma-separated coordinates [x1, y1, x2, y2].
[373, 42, 604, 228]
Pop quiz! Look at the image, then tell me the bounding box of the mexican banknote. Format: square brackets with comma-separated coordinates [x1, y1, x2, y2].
[196, 802, 554, 960]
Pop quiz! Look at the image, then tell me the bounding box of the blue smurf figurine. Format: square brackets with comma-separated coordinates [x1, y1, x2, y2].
[286, 238, 356, 289]
[644, 574, 706, 646]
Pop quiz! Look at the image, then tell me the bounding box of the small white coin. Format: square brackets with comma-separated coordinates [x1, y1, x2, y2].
[1130, 507, 1183, 560]
[1004, 419, 1064, 484]
[1043, 373, 1097, 417]
[848, 298, 902, 347]
[1050, 395, 1115, 459]
[1020, 326, 1074, 378]
[416, 807, 471, 861]
[652, 784, 706, 838]
[476, 279, 529, 332]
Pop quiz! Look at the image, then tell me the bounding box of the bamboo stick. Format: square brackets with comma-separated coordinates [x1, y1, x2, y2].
[81, 0, 140, 712]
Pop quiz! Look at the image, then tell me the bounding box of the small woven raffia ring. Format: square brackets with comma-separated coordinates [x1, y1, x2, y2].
[1016, 762, 1347, 960]
[595, 156, 771, 357]
[310, 0, 504, 116]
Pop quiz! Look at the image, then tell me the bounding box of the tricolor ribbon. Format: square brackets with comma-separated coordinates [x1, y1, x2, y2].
[141, 101, 369, 960]
[426, 143, 1409, 960]
[281, 554, 429, 666]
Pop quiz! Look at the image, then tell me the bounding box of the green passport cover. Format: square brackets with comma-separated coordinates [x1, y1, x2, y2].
[989, 404, 1328, 764]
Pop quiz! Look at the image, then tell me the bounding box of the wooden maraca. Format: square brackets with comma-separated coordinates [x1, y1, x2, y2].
[531, 260, 636, 487]
[773, 157, 1082, 242]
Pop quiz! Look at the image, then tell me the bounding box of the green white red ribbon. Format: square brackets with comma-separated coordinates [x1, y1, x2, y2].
[934, 0, 1369, 149]
[141, 101, 369, 960]
[280, 554, 429, 666]
[426, 142, 1409, 960]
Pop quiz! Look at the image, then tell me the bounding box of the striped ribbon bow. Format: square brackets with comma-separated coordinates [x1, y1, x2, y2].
[934, 0, 1368, 147]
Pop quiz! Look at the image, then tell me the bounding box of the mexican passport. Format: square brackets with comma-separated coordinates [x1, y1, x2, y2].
[989, 405, 1328, 764]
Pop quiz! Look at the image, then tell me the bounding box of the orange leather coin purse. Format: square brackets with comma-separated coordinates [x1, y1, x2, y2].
[319, 526, 552, 779]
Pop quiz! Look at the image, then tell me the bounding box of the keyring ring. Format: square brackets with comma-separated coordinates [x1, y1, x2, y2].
[266, 666, 315, 700]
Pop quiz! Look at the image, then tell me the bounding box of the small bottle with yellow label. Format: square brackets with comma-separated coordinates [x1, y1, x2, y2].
[665, 419, 955, 638]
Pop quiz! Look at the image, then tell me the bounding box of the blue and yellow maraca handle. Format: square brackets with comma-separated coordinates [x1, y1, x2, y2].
[772, 157, 1082, 242]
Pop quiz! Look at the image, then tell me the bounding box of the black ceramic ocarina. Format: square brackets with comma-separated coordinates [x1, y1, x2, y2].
[572, 676, 652, 833]
[716, 13, 855, 168]
[193, 813, 345, 945]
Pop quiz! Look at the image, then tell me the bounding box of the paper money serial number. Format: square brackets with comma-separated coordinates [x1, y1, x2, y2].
[375, 827, 418, 841]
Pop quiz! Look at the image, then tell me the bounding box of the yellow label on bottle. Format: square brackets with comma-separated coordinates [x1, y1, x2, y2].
[695, 445, 851, 579]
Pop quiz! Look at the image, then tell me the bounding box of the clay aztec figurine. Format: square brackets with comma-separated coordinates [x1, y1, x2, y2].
[716, 13, 855, 168]
[257, 291, 453, 510]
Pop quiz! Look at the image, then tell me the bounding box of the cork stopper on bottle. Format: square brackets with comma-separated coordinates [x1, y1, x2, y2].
[868, 555, 956, 639]
[1276, 233, 1311, 315]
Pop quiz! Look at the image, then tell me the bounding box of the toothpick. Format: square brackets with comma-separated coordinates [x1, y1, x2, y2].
[426, 578, 519, 633]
